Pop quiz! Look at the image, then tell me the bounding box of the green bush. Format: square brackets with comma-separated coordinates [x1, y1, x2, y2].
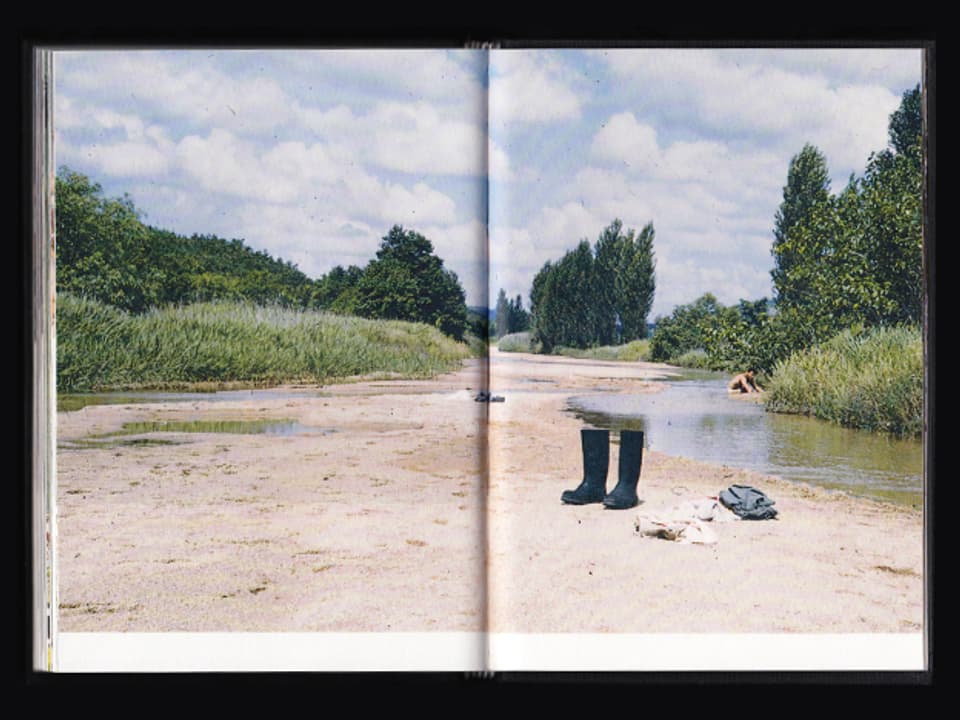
[57, 293, 470, 393]
[672, 348, 713, 369]
[551, 339, 651, 362]
[765, 325, 923, 437]
[497, 332, 537, 353]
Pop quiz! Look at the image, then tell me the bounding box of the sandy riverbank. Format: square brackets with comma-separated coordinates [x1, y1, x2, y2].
[55, 349, 924, 637]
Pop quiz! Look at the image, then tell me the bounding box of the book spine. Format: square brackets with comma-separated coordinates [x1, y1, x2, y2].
[30, 46, 57, 672]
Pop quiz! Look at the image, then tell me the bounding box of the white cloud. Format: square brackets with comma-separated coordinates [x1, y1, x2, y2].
[596, 47, 914, 178]
[491, 112, 794, 315]
[173, 127, 458, 225]
[58, 52, 295, 134]
[75, 141, 171, 176]
[723, 48, 922, 90]
[490, 51, 581, 125]
[53, 47, 922, 312]
[176, 129, 299, 203]
[489, 140, 513, 182]
[591, 113, 660, 172]
[270, 48, 486, 112]
[364, 102, 486, 176]
[380, 182, 457, 225]
[55, 96, 177, 177]
[233, 203, 382, 276]
[261, 141, 343, 187]
[415, 219, 488, 302]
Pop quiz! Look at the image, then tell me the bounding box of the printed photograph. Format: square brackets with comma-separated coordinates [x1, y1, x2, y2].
[48, 46, 927, 671]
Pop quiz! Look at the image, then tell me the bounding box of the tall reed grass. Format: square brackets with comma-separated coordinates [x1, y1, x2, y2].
[552, 339, 651, 362]
[765, 325, 923, 437]
[57, 294, 471, 392]
[496, 332, 651, 362]
[497, 332, 537, 353]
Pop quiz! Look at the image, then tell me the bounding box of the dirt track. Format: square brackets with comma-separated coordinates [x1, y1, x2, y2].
[55, 350, 924, 635]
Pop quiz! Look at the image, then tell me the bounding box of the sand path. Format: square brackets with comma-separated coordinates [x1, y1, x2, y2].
[55, 350, 924, 636]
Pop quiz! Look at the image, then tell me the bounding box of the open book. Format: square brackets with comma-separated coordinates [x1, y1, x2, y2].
[28, 44, 931, 674]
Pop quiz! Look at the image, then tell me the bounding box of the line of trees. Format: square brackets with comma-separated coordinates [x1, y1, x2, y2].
[771, 84, 923, 339]
[56, 169, 316, 313]
[55, 168, 470, 341]
[648, 84, 923, 374]
[530, 220, 656, 353]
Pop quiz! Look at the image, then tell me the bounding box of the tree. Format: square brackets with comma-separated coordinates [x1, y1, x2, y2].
[773, 87, 923, 342]
[888, 84, 922, 157]
[494, 290, 530, 337]
[353, 225, 468, 340]
[771, 144, 832, 310]
[615, 222, 657, 341]
[507, 294, 530, 334]
[311, 265, 364, 313]
[56, 168, 320, 313]
[857, 84, 923, 325]
[649, 293, 736, 363]
[56, 167, 172, 313]
[494, 288, 511, 338]
[530, 260, 558, 352]
[530, 220, 656, 351]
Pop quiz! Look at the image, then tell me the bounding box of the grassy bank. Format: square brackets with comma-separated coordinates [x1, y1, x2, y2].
[57, 294, 471, 393]
[497, 332, 538, 353]
[496, 332, 651, 362]
[552, 339, 651, 362]
[765, 325, 923, 437]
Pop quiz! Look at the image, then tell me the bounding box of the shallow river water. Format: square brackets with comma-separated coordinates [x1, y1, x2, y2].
[60, 372, 924, 507]
[567, 372, 924, 507]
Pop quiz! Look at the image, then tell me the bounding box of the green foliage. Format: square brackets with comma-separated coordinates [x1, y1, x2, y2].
[649, 294, 735, 364]
[494, 289, 509, 338]
[353, 226, 468, 341]
[888, 84, 923, 157]
[552, 339, 651, 362]
[56, 293, 470, 393]
[765, 325, 923, 437]
[771, 144, 832, 309]
[310, 264, 364, 314]
[56, 169, 162, 312]
[56, 170, 470, 341]
[530, 220, 656, 352]
[466, 306, 491, 343]
[56, 168, 317, 313]
[768, 85, 923, 363]
[672, 348, 713, 369]
[494, 289, 530, 338]
[648, 294, 776, 371]
[497, 331, 537, 353]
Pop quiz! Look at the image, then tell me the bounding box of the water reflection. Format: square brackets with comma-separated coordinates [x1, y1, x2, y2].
[57, 388, 326, 412]
[568, 378, 922, 506]
[93, 418, 324, 438]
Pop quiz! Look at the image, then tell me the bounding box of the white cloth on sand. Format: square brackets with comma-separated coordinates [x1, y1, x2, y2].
[634, 498, 739, 545]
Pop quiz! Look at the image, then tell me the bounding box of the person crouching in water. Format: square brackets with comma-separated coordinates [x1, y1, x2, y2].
[728, 368, 763, 394]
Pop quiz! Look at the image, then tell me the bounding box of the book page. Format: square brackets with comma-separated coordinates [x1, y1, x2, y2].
[45, 48, 491, 672]
[485, 46, 928, 672]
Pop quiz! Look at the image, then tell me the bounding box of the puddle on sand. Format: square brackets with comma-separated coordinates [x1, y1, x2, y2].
[57, 388, 327, 412]
[63, 418, 332, 450]
[102, 418, 324, 437]
[59, 437, 188, 450]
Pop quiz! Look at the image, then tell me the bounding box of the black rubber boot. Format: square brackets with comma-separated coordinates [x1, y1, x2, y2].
[603, 430, 644, 509]
[561, 429, 610, 505]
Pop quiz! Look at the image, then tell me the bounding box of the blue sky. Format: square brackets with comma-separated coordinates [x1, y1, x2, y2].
[54, 47, 922, 318]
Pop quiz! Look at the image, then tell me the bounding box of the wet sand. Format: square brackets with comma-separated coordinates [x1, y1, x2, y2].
[55, 349, 924, 637]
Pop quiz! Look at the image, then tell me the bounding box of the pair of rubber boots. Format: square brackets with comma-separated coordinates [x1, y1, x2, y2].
[561, 429, 643, 510]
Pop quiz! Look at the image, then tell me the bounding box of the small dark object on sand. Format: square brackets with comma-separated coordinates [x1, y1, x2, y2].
[474, 391, 505, 403]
